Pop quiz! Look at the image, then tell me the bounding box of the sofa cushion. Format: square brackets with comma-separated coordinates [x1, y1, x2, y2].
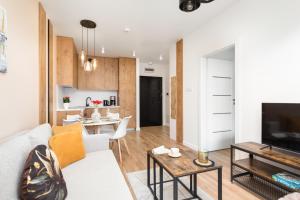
[20, 145, 67, 200]
[62, 150, 133, 200]
[27, 124, 52, 147]
[52, 123, 82, 136]
[49, 131, 86, 168]
[0, 135, 32, 200]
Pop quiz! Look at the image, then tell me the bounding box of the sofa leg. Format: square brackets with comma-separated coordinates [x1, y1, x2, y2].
[117, 139, 122, 164]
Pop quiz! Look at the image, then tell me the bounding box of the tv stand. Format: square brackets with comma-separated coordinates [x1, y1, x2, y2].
[231, 142, 300, 200]
[259, 144, 272, 150]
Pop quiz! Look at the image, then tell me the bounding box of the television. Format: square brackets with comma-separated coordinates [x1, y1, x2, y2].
[262, 103, 300, 153]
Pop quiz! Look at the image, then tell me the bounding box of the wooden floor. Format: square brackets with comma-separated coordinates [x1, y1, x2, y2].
[111, 126, 261, 200]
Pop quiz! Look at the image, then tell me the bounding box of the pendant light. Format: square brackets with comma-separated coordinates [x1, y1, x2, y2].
[179, 0, 215, 12]
[80, 19, 97, 72]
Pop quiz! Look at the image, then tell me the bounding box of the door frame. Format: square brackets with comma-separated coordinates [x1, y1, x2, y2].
[198, 40, 242, 150]
[139, 76, 163, 127]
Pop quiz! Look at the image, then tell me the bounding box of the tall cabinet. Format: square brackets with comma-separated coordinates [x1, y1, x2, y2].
[118, 58, 136, 129]
[57, 36, 78, 88]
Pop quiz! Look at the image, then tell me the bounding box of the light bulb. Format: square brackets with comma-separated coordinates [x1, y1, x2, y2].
[101, 47, 105, 54]
[80, 50, 85, 66]
[159, 55, 163, 61]
[84, 60, 93, 72]
[133, 50, 136, 57]
[92, 58, 97, 70]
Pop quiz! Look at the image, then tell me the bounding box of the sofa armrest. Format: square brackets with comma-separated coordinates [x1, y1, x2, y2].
[83, 134, 110, 153]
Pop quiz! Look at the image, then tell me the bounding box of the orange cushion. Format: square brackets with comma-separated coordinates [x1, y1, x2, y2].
[49, 128, 85, 168]
[52, 122, 82, 136]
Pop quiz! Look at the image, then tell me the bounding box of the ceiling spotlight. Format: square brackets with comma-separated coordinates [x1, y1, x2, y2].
[159, 55, 163, 61]
[101, 47, 105, 54]
[124, 27, 131, 33]
[133, 51, 136, 57]
[179, 0, 215, 12]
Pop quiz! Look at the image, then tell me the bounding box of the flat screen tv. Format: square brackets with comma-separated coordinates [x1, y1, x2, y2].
[262, 103, 300, 153]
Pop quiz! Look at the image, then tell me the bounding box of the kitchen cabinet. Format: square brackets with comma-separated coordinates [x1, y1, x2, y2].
[118, 58, 136, 129]
[78, 57, 119, 91]
[57, 36, 78, 88]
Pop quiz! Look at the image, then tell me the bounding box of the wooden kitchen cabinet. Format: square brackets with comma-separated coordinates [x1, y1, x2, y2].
[118, 58, 136, 129]
[57, 36, 78, 88]
[78, 57, 119, 91]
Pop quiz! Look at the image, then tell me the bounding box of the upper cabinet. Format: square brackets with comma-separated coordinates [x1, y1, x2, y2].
[78, 57, 119, 91]
[57, 36, 78, 88]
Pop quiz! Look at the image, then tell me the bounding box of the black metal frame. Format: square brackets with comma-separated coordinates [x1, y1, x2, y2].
[230, 145, 294, 200]
[147, 153, 222, 200]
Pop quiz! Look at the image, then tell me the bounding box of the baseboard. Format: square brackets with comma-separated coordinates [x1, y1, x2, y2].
[135, 127, 141, 131]
[183, 141, 198, 151]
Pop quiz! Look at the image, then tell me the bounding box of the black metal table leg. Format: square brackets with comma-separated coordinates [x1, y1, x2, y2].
[230, 146, 233, 182]
[173, 177, 178, 200]
[147, 153, 150, 187]
[154, 161, 157, 199]
[193, 174, 197, 197]
[160, 166, 163, 200]
[190, 175, 193, 192]
[218, 168, 222, 200]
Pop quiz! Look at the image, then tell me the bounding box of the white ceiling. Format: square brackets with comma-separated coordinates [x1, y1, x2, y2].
[41, 0, 238, 64]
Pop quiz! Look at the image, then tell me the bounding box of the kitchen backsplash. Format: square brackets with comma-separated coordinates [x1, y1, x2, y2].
[57, 86, 118, 108]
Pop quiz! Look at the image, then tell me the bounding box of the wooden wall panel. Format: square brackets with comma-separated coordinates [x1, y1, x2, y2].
[39, 3, 47, 124]
[119, 58, 136, 129]
[171, 76, 177, 119]
[176, 39, 183, 143]
[48, 21, 56, 126]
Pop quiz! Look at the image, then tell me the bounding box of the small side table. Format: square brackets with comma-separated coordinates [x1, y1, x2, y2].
[147, 150, 222, 200]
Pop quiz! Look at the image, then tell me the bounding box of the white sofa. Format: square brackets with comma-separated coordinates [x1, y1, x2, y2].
[0, 124, 133, 200]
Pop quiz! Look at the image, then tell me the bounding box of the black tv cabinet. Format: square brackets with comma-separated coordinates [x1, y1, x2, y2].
[231, 142, 300, 200]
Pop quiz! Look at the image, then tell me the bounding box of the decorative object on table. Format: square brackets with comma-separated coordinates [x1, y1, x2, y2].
[19, 145, 68, 200]
[152, 145, 170, 155]
[272, 172, 300, 190]
[63, 96, 70, 110]
[80, 19, 97, 72]
[168, 147, 182, 158]
[0, 7, 7, 73]
[107, 111, 120, 120]
[91, 100, 102, 122]
[194, 149, 214, 167]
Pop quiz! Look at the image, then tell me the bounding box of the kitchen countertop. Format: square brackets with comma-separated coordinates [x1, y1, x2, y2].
[57, 105, 120, 112]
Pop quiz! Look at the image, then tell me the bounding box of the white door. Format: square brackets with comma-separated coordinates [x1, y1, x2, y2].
[207, 58, 235, 151]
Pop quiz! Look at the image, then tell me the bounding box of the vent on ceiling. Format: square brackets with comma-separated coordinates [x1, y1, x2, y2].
[145, 68, 155, 73]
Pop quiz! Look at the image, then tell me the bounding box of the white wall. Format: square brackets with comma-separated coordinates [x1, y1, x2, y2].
[169, 44, 176, 140]
[169, 0, 300, 149]
[139, 62, 169, 126]
[0, 0, 39, 139]
[57, 87, 118, 108]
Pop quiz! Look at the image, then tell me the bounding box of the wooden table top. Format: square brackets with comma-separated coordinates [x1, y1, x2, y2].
[148, 149, 222, 177]
[232, 142, 300, 170]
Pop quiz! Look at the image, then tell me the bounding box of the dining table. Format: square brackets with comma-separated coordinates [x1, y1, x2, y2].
[81, 118, 121, 134]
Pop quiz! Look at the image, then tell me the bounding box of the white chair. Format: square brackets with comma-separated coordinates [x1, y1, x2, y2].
[103, 116, 132, 163]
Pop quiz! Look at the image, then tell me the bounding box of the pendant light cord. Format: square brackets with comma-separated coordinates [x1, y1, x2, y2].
[94, 28, 96, 57]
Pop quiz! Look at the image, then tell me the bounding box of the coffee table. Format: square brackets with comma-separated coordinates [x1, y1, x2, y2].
[147, 149, 222, 200]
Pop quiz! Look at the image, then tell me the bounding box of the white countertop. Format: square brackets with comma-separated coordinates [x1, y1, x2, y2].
[57, 105, 120, 112]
